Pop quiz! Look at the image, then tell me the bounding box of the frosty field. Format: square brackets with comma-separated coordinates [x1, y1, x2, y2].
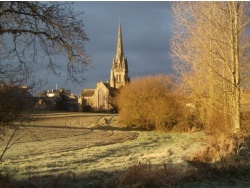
[0, 113, 206, 186]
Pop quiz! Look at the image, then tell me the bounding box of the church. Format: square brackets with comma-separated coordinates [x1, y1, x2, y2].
[80, 22, 130, 112]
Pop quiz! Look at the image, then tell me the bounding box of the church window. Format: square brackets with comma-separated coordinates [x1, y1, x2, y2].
[119, 75, 121, 82]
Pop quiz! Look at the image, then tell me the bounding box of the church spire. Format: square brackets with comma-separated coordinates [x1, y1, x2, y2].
[115, 21, 124, 61]
[110, 20, 130, 89]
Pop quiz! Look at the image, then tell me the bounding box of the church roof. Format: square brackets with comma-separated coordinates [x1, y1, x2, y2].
[82, 89, 95, 97]
[102, 82, 110, 89]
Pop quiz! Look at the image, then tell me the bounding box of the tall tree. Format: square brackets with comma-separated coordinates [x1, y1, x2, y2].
[171, 2, 250, 132]
[55, 91, 70, 111]
[0, 1, 89, 87]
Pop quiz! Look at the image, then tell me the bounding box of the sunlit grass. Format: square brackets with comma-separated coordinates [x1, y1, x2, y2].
[0, 113, 204, 187]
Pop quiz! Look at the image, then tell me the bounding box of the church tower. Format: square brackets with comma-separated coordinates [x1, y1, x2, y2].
[110, 22, 130, 89]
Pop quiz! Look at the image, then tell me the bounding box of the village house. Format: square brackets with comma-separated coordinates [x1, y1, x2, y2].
[35, 88, 78, 112]
[0, 83, 37, 125]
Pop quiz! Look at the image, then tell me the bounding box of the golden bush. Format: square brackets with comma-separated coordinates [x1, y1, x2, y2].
[117, 75, 184, 131]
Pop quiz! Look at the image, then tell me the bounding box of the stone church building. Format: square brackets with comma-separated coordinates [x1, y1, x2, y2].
[80, 22, 130, 112]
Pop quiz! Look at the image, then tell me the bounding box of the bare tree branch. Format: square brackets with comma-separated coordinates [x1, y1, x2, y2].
[0, 1, 90, 87]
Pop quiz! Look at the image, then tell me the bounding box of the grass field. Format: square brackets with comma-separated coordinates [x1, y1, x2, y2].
[0, 113, 249, 187]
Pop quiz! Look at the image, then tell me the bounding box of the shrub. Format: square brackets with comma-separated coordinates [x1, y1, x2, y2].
[187, 132, 250, 171]
[103, 163, 178, 188]
[117, 75, 185, 131]
[103, 162, 213, 187]
[0, 173, 13, 188]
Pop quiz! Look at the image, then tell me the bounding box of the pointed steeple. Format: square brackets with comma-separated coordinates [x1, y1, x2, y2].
[115, 21, 124, 62]
[110, 21, 129, 89]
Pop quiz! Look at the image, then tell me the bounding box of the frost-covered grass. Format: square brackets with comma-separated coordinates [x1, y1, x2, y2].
[0, 113, 205, 187]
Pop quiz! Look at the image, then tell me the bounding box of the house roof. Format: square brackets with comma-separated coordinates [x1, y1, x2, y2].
[0, 85, 33, 98]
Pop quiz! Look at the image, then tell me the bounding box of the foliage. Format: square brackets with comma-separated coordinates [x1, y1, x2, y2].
[117, 75, 185, 131]
[55, 91, 70, 111]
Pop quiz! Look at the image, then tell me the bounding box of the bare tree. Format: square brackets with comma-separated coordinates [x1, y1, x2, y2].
[0, 2, 89, 160]
[171, 2, 250, 132]
[0, 1, 90, 87]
